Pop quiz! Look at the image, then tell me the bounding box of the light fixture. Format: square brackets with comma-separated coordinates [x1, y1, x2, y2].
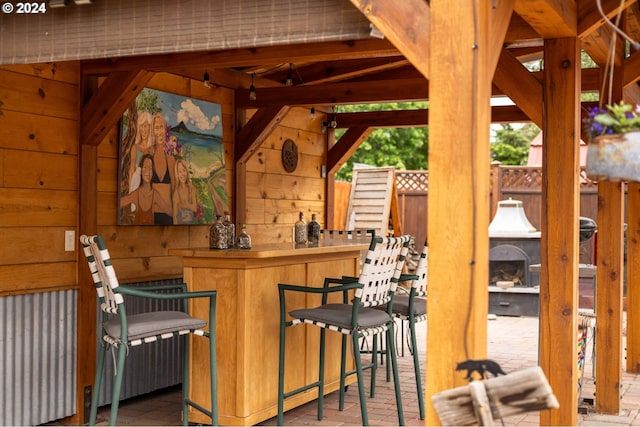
[369, 23, 385, 39]
[249, 74, 257, 101]
[310, 106, 316, 120]
[203, 71, 211, 88]
[329, 106, 337, 128]
[285, 64, 294, 86]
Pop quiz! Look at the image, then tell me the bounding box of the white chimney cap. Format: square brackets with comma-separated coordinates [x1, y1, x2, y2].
[489, 198, 541, 238]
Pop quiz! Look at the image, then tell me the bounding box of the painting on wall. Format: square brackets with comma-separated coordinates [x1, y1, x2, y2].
[117, 88, 228, 225]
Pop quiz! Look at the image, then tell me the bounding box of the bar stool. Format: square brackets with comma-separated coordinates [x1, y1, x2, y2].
[80, 235, 218, 426]
[277, 234, 411, 426]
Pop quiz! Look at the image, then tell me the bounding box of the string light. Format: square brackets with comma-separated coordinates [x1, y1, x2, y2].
[203, 71, 211, 88]
[329, 106, 337, 128]
[249, 73, 257, 101]
[310, 106, 316, 120]
[285, 63, 294, 86]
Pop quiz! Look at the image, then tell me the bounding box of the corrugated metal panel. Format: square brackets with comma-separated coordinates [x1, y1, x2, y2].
[96, 278, 185, 406]
[0, 0, 371, 65]
[0, 290, 77, 426]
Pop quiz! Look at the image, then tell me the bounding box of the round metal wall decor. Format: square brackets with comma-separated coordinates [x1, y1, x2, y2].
[282, 138, 298, 173]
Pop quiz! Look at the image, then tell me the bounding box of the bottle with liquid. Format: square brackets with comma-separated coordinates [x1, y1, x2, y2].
[209, 215, 228, 249]
[223, 212, 235, 249]
[307, 213, 320, 244]
[236, 224, 252, 249]
[294, 211, 307, 244]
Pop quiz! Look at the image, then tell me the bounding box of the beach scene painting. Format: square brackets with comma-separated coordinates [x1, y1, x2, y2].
[117, 88, 227, 225]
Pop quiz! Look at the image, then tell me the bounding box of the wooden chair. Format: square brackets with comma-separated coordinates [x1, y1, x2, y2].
[80, 235, 218, 426]
[277, 234, 411, 426]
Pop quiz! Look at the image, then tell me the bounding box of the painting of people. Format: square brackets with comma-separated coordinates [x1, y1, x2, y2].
[118, 88, 227, 225]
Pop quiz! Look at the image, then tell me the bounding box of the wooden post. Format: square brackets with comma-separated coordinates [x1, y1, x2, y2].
[627, 183, 640, 373]
[539, 38, 581, 426]
[595, 40, 625, 414]
[426, 1, 492, 424]
[596, 180, 624, 413]
[73, 74, 100, 425]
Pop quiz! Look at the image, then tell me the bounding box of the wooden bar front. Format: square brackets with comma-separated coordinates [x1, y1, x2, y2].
[169, 242, 366, 426]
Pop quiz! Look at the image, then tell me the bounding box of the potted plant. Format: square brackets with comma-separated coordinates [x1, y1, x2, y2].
[583, 102, 640, 182]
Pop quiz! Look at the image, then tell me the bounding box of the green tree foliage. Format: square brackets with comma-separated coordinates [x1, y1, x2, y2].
[490, 124, 538, 165]
[335, 102, 429, 181]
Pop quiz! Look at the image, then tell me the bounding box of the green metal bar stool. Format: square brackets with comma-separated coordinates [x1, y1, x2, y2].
[80, 235, 218, 426]
[277, 234, 410, 426]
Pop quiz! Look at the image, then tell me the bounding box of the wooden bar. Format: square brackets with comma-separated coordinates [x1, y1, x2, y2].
[169, 241, 367, 426]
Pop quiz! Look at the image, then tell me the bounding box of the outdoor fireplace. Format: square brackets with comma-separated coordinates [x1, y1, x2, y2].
[489, 198, 541, 287]
[488, 199, 541, 316]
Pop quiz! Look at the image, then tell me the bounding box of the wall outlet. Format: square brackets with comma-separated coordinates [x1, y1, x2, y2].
[65, 230, 75, 251]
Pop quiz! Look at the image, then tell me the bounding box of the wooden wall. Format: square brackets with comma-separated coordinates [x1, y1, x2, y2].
[0, 62, 80, 296]
[0, 63, 330, 289]
[242, 108, 327, 243]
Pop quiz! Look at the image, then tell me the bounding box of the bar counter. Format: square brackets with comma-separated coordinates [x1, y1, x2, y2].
[169, 241, 368, 426]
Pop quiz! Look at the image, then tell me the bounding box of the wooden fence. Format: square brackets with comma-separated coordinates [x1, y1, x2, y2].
[335, 164, 609, 263]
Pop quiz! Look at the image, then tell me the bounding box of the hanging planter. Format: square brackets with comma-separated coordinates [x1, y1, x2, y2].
[586, 131, 640, 182]
[584, 102, 640, 182]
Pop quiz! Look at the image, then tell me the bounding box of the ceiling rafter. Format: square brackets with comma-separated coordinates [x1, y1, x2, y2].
[81, 39, 400, 75]
[235, 106, 291, 164]
[235, 78, 428, 108]
[514, 0, 577, 38]
[578, 0, 637, 38]
[81, 70, 153, 146]
[349, 0, 431, 79]
[493, 49, 543, 126]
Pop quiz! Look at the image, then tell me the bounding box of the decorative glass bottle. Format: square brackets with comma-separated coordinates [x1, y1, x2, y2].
[236, 224, 252, 249]
[223, 212, 235, 249]
[307, 213, 320, 244]
[209, 215, 228, 249]
[294, 211, 307, 244]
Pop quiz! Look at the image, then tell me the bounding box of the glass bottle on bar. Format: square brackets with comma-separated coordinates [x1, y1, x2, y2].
[209, 215, 228, 249]
[307, 213, 320, 245]
[294, 211, 307, 244]
[236, 224, 252, 249]
[223, 211, 235, 248]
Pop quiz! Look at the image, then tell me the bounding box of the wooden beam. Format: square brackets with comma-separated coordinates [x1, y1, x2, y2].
[504, 12, 542, 44]
[427, 0, 492, 425]
[625, 50, 640, 86]
[493, 49, 543, 126]
[489, 0, 516, 74]
[80, 70, 153, 146]
[332, 105, 531, 128]
[539, 37, 581, 426]
[239, 65, 600, 112]
[515, 0, 577, 37]
[582, 24, 624, 67]
[628, 183, 640, 374]
[81, 39, 399, 75]
[234, 105, 291, 164]
[266, 57, 410, 85]
[578, 0, 637, 38]
[349, 0, 431, 79]
[236, 78, 428, 108]
[334, 110, 428, 128]
[624, 82, 640, 105]
[326, 127, 373, 174]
